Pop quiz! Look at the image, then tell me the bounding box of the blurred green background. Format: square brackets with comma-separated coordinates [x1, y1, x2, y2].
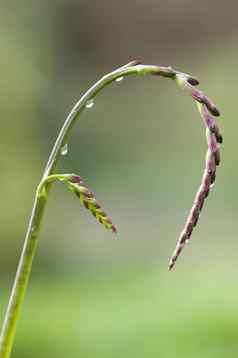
[0, 1, 237, 357]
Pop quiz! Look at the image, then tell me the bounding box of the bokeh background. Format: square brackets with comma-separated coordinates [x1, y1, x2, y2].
[0, 1, 237, 357]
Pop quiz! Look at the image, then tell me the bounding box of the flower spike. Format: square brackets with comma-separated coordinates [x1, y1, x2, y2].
[67, 175, 117, 233]
[168, 92, 222, 270]
[38, 173, 117, 234]
[175, 73, 220, 117]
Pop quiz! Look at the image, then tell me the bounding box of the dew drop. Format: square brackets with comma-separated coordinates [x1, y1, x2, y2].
[61, 143, 68, 156]
[115, 76, 124, 83]
[86, 99, 94, 109]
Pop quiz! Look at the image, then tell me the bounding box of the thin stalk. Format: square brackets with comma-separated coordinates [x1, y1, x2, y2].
[0, 63, 176, 358]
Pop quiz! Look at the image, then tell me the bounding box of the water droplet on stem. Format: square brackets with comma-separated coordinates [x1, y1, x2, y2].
[61, 144, 68, 156]
[86, 99, 94, 109]
[115, 76, 124, 83]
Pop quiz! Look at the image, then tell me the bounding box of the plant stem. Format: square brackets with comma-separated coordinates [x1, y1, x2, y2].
[0, 63, 176, 357]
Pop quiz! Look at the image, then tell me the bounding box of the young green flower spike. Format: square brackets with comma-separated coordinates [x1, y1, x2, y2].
[37, 173, 117, 233]
[67, 175, 117, 233]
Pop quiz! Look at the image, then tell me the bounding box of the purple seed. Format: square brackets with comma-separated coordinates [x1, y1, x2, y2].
[211, 172, 216, 184]
[214, 150, 221, 166]
[70, 175, 82, 184]
[187, 77, 199, 86]
[111, 225, 117, 233]
[84, 190, 94, 198]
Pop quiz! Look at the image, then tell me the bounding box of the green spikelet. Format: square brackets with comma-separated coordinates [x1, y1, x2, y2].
[66, 175, 117, 233]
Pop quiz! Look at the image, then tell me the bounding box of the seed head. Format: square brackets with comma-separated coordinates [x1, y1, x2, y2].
[168, 100, 222, 270]
[66, 176, 117, 233]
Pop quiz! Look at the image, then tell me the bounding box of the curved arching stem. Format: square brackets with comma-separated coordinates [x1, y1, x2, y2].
[0, 61, 221, 357]
[0, 62, 185, 358]
[43, 63, 178, 177]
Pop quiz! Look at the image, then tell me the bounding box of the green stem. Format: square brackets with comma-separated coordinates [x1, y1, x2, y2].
[0, 63, 176, 358]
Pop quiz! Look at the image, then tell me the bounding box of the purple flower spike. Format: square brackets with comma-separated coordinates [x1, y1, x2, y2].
[168, 101, 222, 271]
[168, 156, 212, 270]
[176, 73, 220, 117]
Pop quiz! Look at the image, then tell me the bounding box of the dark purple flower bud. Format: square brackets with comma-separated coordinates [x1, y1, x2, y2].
[203, 97, 220, 117]
[214, 149, 221, 166]
[191, 89, 220, 117]
[216, 134, 223, 144]
[187, 77, 199, 86]
[212, 124, 223, 144]
[200, 106, 222, 144]
[84, 190, 94, 198]
[70, 175, 83, 184]
[211, 172, 216, 184]
[111, 225, 117, 233]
